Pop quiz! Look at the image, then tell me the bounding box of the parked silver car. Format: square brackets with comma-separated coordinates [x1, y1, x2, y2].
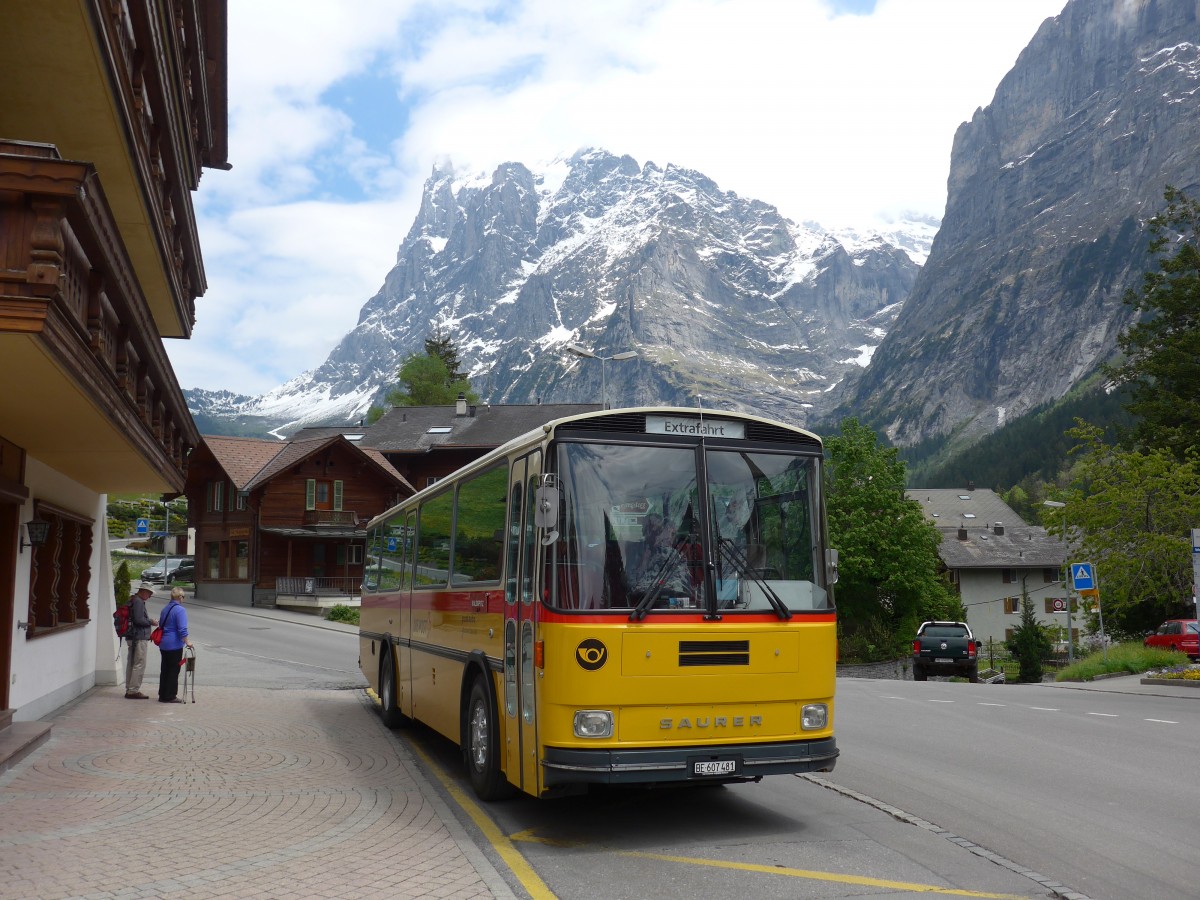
[142, 557, 193, 583]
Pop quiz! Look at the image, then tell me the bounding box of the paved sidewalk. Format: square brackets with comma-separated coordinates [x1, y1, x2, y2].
[1042, 670, 1200, 698]
[0, 683, 517, 899]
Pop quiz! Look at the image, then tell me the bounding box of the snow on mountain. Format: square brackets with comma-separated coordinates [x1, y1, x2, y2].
[188, 149, 932, 435]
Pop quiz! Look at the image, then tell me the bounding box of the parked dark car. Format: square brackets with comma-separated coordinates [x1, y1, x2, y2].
[167, 561, 195, 584]
[143, 557, 193, 584]
[912, 621, 980, 682]
[1143, 619, 1199, 660]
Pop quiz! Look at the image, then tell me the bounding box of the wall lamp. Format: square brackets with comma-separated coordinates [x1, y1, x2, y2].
[20, 517, 50, 554]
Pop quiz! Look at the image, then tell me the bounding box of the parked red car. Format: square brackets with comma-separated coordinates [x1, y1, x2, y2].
[1143, 619, 1199, 660]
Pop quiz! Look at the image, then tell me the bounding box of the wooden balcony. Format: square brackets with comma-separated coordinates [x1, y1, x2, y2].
[0, 143, 198, 491]
[274, 576, 362, 613]
[302, 510, 358, 528]
[0, 1, 229, 338]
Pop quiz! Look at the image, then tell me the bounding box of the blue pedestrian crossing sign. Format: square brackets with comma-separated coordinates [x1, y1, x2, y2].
[135, 518, 149, 535]
[387, 537, 398, 553]
[1070, 562, 1095, 591]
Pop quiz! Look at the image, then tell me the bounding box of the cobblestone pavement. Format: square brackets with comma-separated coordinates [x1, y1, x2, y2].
[0, 686, 517, 900]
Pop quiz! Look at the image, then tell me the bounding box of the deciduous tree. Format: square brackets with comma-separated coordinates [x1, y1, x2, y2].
[1053, 421, 1200, 636]
[826, 419, 962, 660]
[367, 334, 480, 423]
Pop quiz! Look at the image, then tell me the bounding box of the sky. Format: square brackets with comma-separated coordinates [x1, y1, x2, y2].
[169, 0, 1068, 398]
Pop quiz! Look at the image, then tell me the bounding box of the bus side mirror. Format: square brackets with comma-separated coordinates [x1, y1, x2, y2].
[534, 478, 560, 546]
[825, 548, 839, 585]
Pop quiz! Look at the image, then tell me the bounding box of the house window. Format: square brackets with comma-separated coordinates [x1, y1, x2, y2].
[1043, 567, 1058, 583]
[208, 481, 224, 512]
[236, 490, 248, 511]
[1003, 597, 1020, 614]
[236, 541, 249, 579]
[206, 542, 220, 578]
[27, 502, 93, 636]
[348, 544, 363, 565]
[425, 476, 440, 488]
[306, 479, 343, 511]
[1001, 569, 1017, 584]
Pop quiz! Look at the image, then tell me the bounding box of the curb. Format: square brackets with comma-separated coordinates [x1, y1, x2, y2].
[1140, 676, 1200, 688]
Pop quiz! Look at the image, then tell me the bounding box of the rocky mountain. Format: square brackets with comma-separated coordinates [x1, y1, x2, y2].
[187, 150, 933, 435]
[834, 0, 1200, 450]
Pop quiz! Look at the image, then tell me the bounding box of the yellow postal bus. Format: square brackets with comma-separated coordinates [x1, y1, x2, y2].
[359, 407, 839, 799]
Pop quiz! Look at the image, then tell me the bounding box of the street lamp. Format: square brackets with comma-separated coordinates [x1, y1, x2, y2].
[1043, 500, 1074, 664]
[566, 343, 637, 409]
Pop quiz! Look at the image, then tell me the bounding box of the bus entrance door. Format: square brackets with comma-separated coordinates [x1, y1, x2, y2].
[504, 452, 542, 795]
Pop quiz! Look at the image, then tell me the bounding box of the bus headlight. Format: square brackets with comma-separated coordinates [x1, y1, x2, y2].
[801, 704, 828, 730]
[573, 710, 613, 738]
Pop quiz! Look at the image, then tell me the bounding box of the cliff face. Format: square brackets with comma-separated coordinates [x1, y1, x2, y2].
[190, 150, 930, 433]
[837, 0, 1200, 447]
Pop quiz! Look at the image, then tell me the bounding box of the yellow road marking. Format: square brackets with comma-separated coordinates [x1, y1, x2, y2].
[371, 688, 555, 900]
[620, 850, 1031, 899]
[378, 692, 1025, 900]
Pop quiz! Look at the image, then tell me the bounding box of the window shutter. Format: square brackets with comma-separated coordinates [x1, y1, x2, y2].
[305, 479, 316, 510]
[333, 480, 344, 511]
[336, 544, 346, 566]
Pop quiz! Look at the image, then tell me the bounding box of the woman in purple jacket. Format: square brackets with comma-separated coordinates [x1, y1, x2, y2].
[157, 586, 194, 703]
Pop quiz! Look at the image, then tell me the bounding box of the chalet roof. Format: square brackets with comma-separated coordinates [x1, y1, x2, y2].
[936, 524, 1067, 570]
[202, 436, 287, 489]
[349, 403, 603, 453]
[197, 434, 413, 494]
[244, 436, 338, 490]
[906, 488, 1027, 529]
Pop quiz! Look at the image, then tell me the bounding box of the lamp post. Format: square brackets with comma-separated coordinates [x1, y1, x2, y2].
[1043, 500, 1073, 664]
[566, 344, 637, 409]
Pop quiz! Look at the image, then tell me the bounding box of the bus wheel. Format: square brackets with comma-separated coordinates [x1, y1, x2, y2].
[378, 650, 408, 729]
[465, 677, 506, 800]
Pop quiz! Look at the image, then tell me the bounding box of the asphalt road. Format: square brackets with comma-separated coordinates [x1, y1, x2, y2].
[168, 599, 366, 691]
[830, 677, 1200, 900]
[167, 601, 1200, 899]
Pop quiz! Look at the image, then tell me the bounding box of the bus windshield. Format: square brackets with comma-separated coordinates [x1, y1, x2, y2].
[547, 441, 830, 614]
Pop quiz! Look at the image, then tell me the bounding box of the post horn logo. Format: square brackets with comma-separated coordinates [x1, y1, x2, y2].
[576, 639, 608, 670]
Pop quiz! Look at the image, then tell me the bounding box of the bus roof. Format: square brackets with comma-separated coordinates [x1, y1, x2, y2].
[363, 406, 823, 531]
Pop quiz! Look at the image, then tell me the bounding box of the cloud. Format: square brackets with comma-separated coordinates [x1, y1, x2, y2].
[174, 0, 1067, 395]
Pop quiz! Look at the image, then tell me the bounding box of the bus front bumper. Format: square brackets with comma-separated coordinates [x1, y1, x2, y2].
[541, 737, 838, 787]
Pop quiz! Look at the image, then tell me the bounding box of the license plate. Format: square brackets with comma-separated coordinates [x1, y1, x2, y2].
[935, 658, 953, 663]
[693, 759, 738, 776]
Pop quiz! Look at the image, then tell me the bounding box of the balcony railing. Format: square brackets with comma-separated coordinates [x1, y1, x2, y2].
[302, 510, 357, 527]
[275, 576, 361, 596]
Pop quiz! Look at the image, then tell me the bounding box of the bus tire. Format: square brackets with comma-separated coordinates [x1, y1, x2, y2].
[465, 676, 507, 800]
[378, 649, 408, 729]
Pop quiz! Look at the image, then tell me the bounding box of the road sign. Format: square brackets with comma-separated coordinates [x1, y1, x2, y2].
[135, 518, 149, 535]
[387, 537, 398, 553]
[1070, 562, 1095, 592]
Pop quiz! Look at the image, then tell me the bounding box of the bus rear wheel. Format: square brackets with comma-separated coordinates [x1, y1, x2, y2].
[465, 677, 507, 800]
[378, 650, 408, 729]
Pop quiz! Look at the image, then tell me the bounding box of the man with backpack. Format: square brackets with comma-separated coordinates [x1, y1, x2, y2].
[122, 582, 158, 699]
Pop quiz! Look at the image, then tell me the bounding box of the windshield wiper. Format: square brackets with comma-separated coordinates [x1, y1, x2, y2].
[629, 543, 689, 621]
[717, 539, 791, 620]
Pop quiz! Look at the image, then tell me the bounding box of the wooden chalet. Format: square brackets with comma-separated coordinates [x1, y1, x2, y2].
[184, 435, 413, 609]
[0, 0, 228, 758]
[295, 399, 602, 490]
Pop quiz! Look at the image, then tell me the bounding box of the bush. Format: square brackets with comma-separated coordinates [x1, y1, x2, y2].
[1056, 641, 1187, 681]
[114, 561, 131, 606]
[326, 604, 359, 626]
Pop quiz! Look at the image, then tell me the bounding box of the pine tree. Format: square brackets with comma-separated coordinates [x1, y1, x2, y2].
[1008, 586, 1052, 683]
[1107, 186, 1200, 459]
